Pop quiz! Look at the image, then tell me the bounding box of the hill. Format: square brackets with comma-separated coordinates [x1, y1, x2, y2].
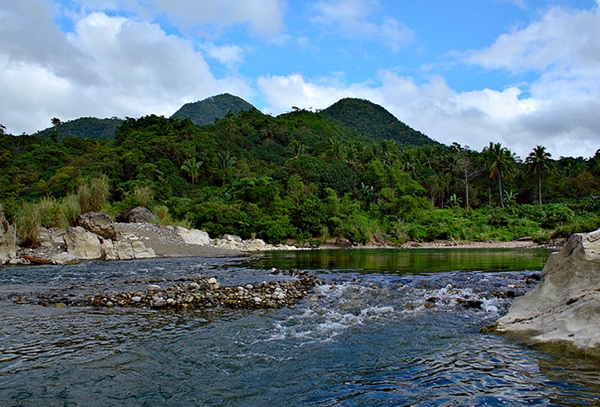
[320, 98, 439, 146]
[33, 117, 124, 141]
[171, 93, 257, 126]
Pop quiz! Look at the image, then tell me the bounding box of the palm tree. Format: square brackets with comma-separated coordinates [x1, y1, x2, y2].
[181, 157, 202, 185]
[217, 151, 237, 186]
[483, 142, 517, 208]
[526, 145, 552, 205]
[287, 139, 306, 160]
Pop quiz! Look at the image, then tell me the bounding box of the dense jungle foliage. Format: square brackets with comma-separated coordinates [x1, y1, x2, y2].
[2, 96, 600, 247]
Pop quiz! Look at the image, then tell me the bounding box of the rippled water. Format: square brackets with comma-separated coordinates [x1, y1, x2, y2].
[1, 250, 600, 406]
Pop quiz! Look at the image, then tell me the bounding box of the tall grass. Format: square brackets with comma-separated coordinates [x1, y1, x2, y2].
[78, 175, 110, 213]
[14, 202, 41, 247]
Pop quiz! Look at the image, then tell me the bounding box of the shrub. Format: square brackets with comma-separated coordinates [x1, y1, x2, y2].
[152, 204, 170, 226]
[38, 196, 64, 228]
[78, 175, 110, 213]
[60, 194, 81, 226]
[14, 202, 41, 247]
[256, 215, 296, 243]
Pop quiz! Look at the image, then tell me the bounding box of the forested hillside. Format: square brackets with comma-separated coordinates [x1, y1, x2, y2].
[171, 93, 257, 126]
[33, 117, 124, 141]
[321, 98, 438, 146]
[2, 96, 600, 248]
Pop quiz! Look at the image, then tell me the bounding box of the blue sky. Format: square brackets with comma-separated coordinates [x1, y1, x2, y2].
[1, 0, 599, 159]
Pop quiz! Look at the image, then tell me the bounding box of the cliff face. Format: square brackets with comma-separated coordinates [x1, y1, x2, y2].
[494, 229, 600, 350]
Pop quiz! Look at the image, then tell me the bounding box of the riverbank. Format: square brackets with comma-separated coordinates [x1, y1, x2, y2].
[9, 222, 564, 266]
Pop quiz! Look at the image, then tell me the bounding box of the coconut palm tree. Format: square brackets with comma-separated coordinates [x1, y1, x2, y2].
[526, 145, 553, 205]
[217, 151, 237, 186]
[483, 142, 517, 208]
[180, 157, 202, 185]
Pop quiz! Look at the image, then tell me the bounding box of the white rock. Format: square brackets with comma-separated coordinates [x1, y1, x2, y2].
[175, 227, 212, 246]
[495, 228, 600, 350]
[51, 252, 80, 265]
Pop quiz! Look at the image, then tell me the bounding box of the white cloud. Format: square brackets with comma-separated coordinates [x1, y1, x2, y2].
[311, 0, 414, 51]
[258, 70, 598, 159]
[154, 0, 285, 37]
[202, 43, 245, 69]
[0, 3, 251, 134]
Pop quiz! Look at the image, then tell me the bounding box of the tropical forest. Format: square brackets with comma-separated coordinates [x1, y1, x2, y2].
[2, 94, 600, 247]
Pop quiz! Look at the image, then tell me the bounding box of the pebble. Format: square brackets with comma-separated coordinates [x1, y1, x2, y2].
[28, 271, 321, 311]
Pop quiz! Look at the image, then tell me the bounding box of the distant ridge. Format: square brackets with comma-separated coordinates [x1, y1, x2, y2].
[171, 93, 257, 126]
[33, 117, 124, 141]
[320, 98, 439, 147]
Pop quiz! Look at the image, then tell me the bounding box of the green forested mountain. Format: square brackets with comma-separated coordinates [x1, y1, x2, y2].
[33, 117, 124, 141]
[321, 98, 439, 147]
[171, 93, 257, 126]
[3, 94, 600, 248]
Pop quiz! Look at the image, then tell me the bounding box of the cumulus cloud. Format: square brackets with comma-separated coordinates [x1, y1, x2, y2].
[154, 0, 285, 37]
[0, 2, 251, 134]
[258, 69, 598, 159]
[311, 0, 414, 51]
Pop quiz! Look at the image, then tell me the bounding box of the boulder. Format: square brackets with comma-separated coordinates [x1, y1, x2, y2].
[76, 212, 117, 240]
[0, 217, 18, 264]
[175, 227, 212, 246]
[64, 226, 103, 260]
[51, 252, 80, 265]
[494, 228, 600, 350]
[131, 240, 156, 258]
[127, 206, 157, 224]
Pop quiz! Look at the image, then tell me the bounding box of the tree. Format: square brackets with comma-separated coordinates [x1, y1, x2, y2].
[525, 145, 552, 205]
[217, 151, 237, 186]
[181, 157, 202, 185]
[483, 142, 517, 208]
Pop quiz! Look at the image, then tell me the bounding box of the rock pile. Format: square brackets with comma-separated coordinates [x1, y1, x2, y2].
[31, 270, 320, 311]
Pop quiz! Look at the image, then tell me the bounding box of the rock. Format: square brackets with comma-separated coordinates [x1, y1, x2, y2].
[51, 252, 80, 265]
[127, 206, 157, 224]
[131, 240, 156, 259]
[175, 226, 212, 246]
[0, 211, 18, 264]
[494, 229, 600, 350]
[76, 212, 117, 240]
[222, 234, 242, 243]
[64, 226, 103, 260]
[243, 239, 267, 251]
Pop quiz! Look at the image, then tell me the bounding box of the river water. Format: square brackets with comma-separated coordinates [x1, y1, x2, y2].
[1, 249, 599, 406]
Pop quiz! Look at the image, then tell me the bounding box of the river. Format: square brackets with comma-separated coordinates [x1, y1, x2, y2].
[1, 249, 599, 406]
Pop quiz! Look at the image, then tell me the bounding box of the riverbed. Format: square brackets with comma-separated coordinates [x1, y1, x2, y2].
[1, 249, 599, 406]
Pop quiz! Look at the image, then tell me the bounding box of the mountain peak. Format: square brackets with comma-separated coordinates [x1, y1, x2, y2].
[321, 98, 439, 146]
[171, 93, 257, 126]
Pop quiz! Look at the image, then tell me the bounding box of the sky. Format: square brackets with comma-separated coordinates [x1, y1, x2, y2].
[1, 0, 600, 159]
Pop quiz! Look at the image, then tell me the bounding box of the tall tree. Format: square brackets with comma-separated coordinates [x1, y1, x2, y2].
[181, 157, 202, 185]
[217, 151, 237, 186]
[525, 145, 552, 205]
[483, 142, 517, 208]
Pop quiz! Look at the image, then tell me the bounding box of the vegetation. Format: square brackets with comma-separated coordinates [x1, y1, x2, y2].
[171, 93, 257, 126]
[2, 95, 600, 247]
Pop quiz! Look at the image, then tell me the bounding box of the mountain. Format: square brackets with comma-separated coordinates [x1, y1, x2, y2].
[33, 117, 124, 141]
[320, 98, 439, 146]
[171, 93, 257, 126]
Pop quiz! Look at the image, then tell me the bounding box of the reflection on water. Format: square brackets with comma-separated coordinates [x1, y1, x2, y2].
[1, 250, 599, 406]
[244, 248, 552, 274]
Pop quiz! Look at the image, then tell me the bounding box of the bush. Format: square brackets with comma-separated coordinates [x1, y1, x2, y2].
[78, 175, 110, 213]
[256, 215, 296, 243]
[60, 194, 81, 226]
[38, 196, 64, 228]
[14, 202, 41, 247]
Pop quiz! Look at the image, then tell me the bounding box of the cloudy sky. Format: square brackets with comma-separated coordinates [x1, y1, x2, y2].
[1, 0, 599, 159]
